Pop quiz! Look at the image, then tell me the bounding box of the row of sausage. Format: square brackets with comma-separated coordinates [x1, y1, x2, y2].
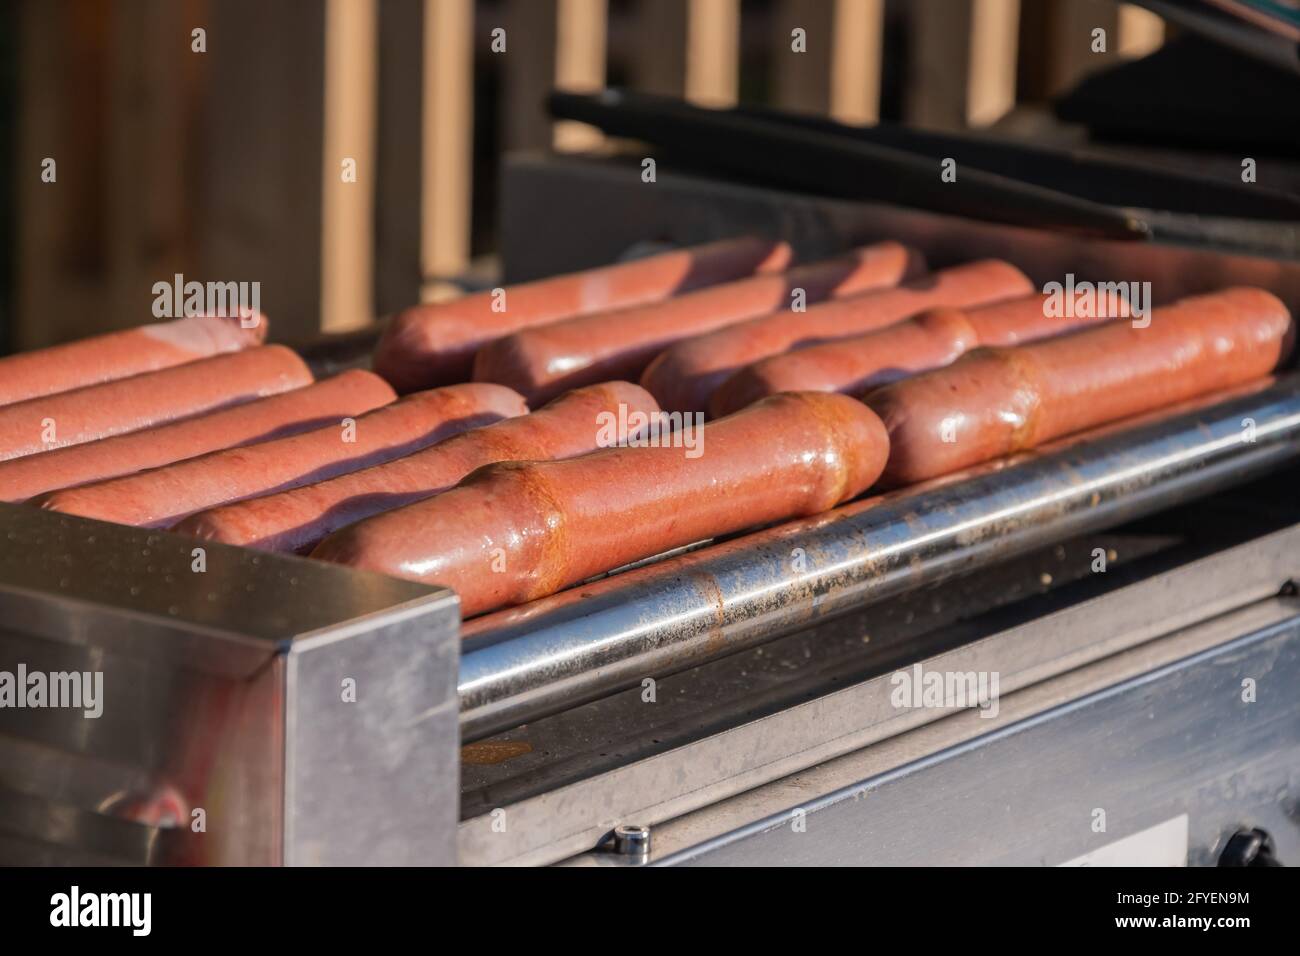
[0, 236, 1292, 618]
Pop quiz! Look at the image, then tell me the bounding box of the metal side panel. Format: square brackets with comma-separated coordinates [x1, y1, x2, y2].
[643, 600, 1300, 866]
[284, 603, 461, 866]
[0, 505, 462, 865]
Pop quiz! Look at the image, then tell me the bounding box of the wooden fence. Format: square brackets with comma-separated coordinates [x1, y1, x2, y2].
[12, 0, 1164, 348]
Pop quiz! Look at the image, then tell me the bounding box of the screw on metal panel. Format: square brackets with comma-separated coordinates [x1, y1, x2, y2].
[612, 824, 651, 859]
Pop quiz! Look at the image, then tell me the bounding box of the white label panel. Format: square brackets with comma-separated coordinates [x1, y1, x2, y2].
[1058, 814, 1190, 867]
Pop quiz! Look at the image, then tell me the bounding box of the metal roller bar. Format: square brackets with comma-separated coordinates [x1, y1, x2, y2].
[459, 373, 1300, 741]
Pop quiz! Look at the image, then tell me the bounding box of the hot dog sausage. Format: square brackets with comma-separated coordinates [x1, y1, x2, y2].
[0, 370, 396, 502]
[864, 287, 1293, 487]
[640, 259, 1034, 414]
[709, 294, 1112, 417]
[311, 391, 888, 617]
[0, 313, 269, 407]
[372, 236, 791, 391]
[0, 345, 311, 462]
[472, 242, 927, 405]
[36, 382, 527, 527]
[174, 381, 658, 553]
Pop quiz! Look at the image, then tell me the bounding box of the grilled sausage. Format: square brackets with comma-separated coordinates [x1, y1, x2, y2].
[864, 287, 1294, 487]
[0, 370, 395, 502]
[709, 293, 1112, 416]
[312, 391, 888, 617]
[641, 259, 1034, 414]
[0, 345, 311, 462]
[0, 313, 268, 407]
[372, 236, 792, 391]
[175, 381, 658, 553]
[473, 242, 927, 405]
[36, 382, 527, 527]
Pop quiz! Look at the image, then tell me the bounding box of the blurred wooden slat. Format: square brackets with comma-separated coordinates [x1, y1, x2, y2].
[199, 0, 326, 341]
[631, 0, 688, 97]
[15, 0, 109, 350]
[17, 0, 208, 350]
[907, 0, 1019, 130]
[554, 0, 608, 152]
[967, 0, 1020, 127]
[686, 0, 740, 108]
[1015, 0, 1053, 103]
[1044, 0, 1119, 96]
[503, 0, 557, 151]
[0, 1, 17, 353]
[771, 0, 885, 123]
[1118, 2, 1164, 58]
[14, 0, 68, 351]
[830, 0, 884, 125]
[772, 0, 833, 114]
[905, 0, 974, 130]
[108, 0, 205, 336]
[375, 0, 424, 316]
[320, 0, 377, 332]
[421, 0, 474, 302]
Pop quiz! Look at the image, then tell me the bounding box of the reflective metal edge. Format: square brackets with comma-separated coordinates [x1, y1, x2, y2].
[459, 374, 1300, 740]
[0, 503, 447, 678]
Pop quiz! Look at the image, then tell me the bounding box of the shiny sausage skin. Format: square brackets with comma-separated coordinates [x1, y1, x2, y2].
[373, 236, 792, 392]
[864, 287, 1294, 487]
[0, 370, 395, 503]
[640, 259, 1034, 414]
[174, 381, 657, 554]
[312, 391, 888, 618]
[472, 242, 927, 405]
[36, 382, 527, 528]
[0, 313, 269, 407]
[0, 345, 311, 462]
[709, 294, 1112, 416]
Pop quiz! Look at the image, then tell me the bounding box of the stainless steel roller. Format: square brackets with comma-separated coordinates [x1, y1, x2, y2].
[459, 373, 1300, 741]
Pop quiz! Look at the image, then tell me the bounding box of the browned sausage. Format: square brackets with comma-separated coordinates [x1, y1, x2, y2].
[36, 383, 527, 527]
[640, 260, 1034, 414]
[372, 236, 791, 391]
[472, 242, 927, 405]
[709, 294, 1113, 416]
[864, 287, 1294, 487]
[311, 392, 888, 617]
[0, 345, 311, 462]
[0, 370, 396, 503]
[174, 381, 659, 553]
[0, 312, 269, 408]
